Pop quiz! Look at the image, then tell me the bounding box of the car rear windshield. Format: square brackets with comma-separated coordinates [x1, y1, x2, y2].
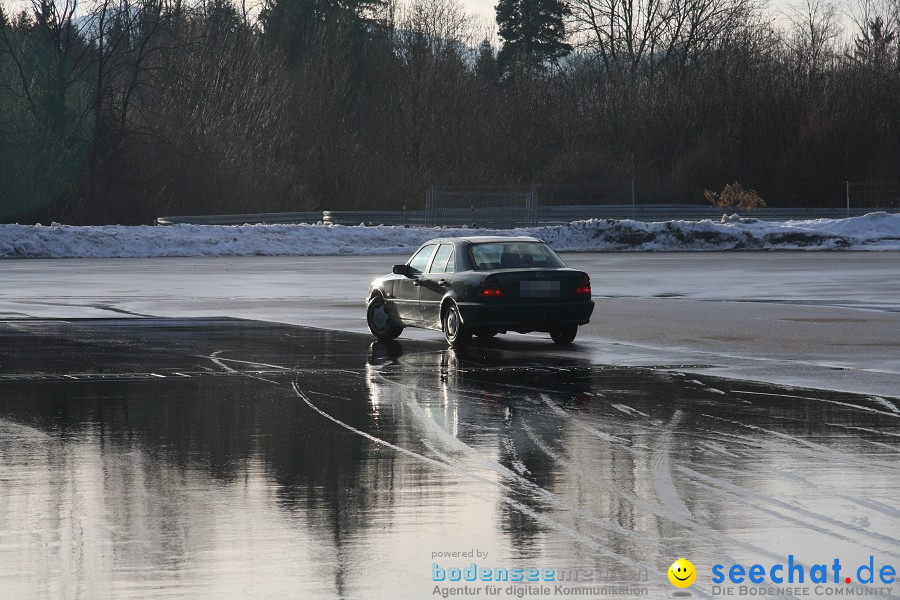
[469, 242, 567, 270]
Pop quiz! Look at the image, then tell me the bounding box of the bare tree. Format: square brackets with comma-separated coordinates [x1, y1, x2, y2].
[570, 0, 761, 78]
[388, 0, 473, 180]
[783, 0, 841, 80]
[849, 0, 899, 69]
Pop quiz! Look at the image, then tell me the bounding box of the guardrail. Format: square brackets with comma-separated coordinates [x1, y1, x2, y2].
[536, 205, 889, 224]
[157, 205, 896, 227]
[156, 210, 427, 227]
[156, 212, 326, 226]
[322, 210, 425, 226]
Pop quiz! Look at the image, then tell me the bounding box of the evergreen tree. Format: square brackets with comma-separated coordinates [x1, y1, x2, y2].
[260, 0, 385, 59]
[11, 9, 32, 32]
[474, 39, 499, 83]
[853, 17, 897, 71]
[495, 0, 572, 69]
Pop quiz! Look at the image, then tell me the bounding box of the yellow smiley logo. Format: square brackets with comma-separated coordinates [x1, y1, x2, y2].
[668, 558, 696, 588]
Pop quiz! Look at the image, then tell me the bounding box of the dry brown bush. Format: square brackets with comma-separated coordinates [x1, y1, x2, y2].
[704, 182, 768, 211]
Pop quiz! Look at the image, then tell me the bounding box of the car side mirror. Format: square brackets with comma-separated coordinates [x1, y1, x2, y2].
[392, 264, 412, 276]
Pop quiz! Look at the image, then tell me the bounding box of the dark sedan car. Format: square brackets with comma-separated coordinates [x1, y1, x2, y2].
[365, 236, 594, 346]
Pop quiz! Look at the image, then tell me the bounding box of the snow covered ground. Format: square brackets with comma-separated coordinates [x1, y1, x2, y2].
[1, 212, 899, 258]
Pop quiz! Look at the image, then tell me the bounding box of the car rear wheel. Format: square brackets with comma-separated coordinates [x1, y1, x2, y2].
[367, 296, 403, 340]
[443, 303, 472, 347]
[550, 325, 578, 344]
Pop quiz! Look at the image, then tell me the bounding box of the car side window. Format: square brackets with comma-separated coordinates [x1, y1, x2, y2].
[407, 245, 436, 273]
[428, 244, 454, 273]
[444, 249, 455, 273]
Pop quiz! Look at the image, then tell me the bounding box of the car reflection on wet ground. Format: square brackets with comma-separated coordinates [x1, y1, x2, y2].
[0, 318, 898, 599]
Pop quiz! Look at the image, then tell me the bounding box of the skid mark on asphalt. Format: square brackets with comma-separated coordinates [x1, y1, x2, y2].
[734, 390, 900, 419]
[538, 393, 629, 445]
[701, 414, 900, 474]
[678, 466, 900, 559]
[651, 410, 693, 521]
[369, 371, 647, 540]
[290, 380, 690, 596]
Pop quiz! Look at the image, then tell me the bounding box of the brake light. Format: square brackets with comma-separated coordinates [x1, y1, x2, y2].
[575, 274, 591, 296]
[479, 276, 505, 298]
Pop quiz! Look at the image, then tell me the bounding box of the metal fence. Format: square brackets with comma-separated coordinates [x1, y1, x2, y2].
[157, 180, 899, 227]
[425, 185, 540, 228]
[425, 181, 900, 226]
[425, 183, 637, 227]
[847, 180, 900, 215]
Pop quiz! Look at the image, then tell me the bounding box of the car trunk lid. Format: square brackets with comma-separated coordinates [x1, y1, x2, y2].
[489, 270, 586, 301]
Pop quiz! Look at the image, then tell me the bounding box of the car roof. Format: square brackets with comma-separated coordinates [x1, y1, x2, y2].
[420, 236, 544, 245]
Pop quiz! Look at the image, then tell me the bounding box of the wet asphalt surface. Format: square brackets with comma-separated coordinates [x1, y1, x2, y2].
[3, 253, 899, 399]
[0, 318, 898, 599]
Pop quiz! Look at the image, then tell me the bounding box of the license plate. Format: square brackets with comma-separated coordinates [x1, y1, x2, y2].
[520, 280, 559, 297]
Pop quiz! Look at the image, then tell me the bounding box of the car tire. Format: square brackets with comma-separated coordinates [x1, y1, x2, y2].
[550, 325, 577, 344]
[367, 296, 403, 340]
[443, 303, 472, 347]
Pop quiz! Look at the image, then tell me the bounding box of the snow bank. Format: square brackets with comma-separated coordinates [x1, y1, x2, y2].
[1, 212, 898, 258]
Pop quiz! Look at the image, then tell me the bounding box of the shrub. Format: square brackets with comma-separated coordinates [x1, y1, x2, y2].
[704, 182, 768, 211]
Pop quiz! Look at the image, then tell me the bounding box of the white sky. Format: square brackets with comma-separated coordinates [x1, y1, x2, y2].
[0, 0, 868, 46]
[466, 0, 497, 25]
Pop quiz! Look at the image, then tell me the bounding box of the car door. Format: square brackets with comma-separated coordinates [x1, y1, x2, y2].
[393, 244, 437, 323]
[418, 243, 454, 327]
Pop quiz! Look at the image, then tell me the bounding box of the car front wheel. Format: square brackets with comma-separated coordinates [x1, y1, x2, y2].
[550, 324, 578, 344]
[367, 296, 403, 340]
[443, 303, 472, 347]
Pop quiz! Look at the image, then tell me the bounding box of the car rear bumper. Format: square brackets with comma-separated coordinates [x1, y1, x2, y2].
[456, 300, 595, 331]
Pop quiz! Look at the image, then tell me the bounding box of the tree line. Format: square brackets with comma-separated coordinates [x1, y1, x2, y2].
[0, 0, 898, 224]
